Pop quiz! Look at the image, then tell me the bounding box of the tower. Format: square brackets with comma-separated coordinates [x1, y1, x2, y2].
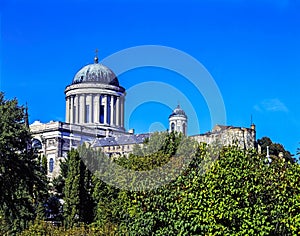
[169, 104, 188, 135]
[64, 54, 126, 136]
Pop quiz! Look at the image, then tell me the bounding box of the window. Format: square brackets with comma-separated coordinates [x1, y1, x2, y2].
[100, 96, 104, 123]
[49, 158, 54, 173]
[171, 122, 175, 132]
[32, 139, 42, 150]
[183, 123, 186, 135]
[100, 105, 104, 123]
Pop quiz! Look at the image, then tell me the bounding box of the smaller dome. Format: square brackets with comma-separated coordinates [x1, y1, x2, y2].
[72, 62, 119, 86]
[169, 104, 187, 118]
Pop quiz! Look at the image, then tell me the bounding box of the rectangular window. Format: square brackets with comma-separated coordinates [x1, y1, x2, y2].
[100, 105, 104, 123]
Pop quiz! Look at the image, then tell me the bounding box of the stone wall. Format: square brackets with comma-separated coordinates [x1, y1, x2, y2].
[191, 125, 256, 150]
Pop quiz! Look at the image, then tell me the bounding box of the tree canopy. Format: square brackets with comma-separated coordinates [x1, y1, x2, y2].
[1, 92, 299, 235]
[0, 92, 48, 235]
[257, 136, 294, 162]
[45, 132, 300, 235]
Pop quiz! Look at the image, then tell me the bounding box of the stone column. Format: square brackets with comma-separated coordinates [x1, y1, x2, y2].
[89, 94, 93, 123]
[79, 94, 85, 124]
[104, 95, 107, 124]
[94, 94, 100, 123]
[65, 96, 70, 123]
[76, 95, 80, 124]
[70, 96, 74, 123]
[110, 95, 114, 126]
[116, 96, 120, 126]
[120, 96, 124, 127]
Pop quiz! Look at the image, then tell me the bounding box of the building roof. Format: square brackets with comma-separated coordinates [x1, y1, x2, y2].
[169, 104, 187, 118]
[72, 59, 119, 86]
[92, 133, 150, 147]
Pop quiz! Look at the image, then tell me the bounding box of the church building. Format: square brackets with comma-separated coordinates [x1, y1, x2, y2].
[30, 53, 256, 179]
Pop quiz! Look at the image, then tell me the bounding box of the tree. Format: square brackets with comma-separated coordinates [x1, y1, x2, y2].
[258, 136, 294, 162]
[0, 92, 48, 234]
[51, 154, 70, 199]
[15, 129, 300, 235]
[297, 145, 300, 162]
[63, 147, 94, 228]
[121, 143, 300, 235]
[63, 149, 82, 228]
[34, 155, 50, 221]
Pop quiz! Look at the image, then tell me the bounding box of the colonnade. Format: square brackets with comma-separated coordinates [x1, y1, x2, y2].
[65, 93, 124, 127]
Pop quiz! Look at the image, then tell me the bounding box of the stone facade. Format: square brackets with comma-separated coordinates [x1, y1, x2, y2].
[191, 124, 256, 150]
[30, 121, 96, 179]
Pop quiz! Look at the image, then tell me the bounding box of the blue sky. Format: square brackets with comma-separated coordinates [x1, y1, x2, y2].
[1, 0, 300, 154]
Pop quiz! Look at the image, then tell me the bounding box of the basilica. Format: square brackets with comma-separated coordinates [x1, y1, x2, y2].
[30, 54, 256, 178]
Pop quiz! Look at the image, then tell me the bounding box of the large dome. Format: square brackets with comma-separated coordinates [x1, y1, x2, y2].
[72, 59, 119, 86]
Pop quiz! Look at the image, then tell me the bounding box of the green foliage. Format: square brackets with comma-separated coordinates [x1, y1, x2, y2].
[35, 155, 50, 221]
[63, 148, 94, 228]
[77, 144, 127, 232]
[41, 155, 48, 174]
[51, 156, 70, 198]
[119, 131, 184, 171]
[5, 107, 298, 236]
[0, 92, 48, 234]
[132, 131, 183, 158]
[297, 145, 300, 162]
[118, 143, 300, 235]
[18, 220, 117, 236]
[63, 132, 300, 235]
[258, 136, 294, 162]
[63, 149, 81, 228]
[92, 175, 122, 228]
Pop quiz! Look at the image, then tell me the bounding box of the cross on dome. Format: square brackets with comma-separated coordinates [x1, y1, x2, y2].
[94, 49, 99, 64]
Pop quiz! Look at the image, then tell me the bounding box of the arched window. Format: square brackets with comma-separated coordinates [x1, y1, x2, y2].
[171, 122, 175, 132]
[32, 139, 42, 150]
[49, 158, 54, 173]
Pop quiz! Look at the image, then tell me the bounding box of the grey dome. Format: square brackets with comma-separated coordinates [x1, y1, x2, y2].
[72, 62, 119, 86]
[169, 105, 187, 118]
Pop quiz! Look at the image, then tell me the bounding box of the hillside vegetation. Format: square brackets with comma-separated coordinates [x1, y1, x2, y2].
[1, 93, 300, 235]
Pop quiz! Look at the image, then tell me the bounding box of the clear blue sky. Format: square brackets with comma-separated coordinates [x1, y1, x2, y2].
[1, 0, 299, 154]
